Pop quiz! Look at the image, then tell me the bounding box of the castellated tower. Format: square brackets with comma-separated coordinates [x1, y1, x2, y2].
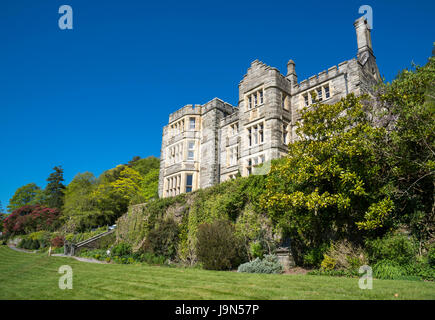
[158, 16, 381, 198]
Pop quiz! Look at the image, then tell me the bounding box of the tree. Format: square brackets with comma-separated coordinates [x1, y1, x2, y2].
[261, 94, 391, 261]
[7, 183, 43, 212]
[129, 156, 160, 177]
[374, 56, 435, 246]
[91, 165, 143, 225]
[62, 172, 99, 232]
[0, 200, 4, 213]
[45, 166, 66, 209]
[141, 168, 159, 200]
[3, 205, 61, 235]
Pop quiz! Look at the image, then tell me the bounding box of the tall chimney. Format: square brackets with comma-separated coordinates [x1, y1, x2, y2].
[354, 16, 373, 55]
[286, 59, 297, 86]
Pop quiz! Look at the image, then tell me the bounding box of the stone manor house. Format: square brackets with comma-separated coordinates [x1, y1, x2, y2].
[158, 16, 381, 198]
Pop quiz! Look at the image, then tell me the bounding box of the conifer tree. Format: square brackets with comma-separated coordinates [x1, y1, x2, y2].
[45, 166, 66, 209]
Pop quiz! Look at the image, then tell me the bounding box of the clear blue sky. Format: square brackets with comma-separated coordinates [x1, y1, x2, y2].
[0, 0, 434, 210]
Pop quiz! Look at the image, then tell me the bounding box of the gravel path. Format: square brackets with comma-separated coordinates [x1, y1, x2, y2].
[51, 254, 108, 264]
[7, 244, 107, 264]
[8, 245, 37, 254]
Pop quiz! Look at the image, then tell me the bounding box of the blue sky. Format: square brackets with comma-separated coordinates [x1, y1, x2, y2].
[0, 0, 434, 211]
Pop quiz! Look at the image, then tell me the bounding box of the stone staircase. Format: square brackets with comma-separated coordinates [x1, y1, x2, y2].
[64, 229, 115, 256]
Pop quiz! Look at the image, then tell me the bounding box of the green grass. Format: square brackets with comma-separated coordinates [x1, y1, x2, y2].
[0, 246, 434, 300]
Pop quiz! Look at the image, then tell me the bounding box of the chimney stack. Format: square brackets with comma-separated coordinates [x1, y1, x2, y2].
[354, 16, 373, 55]
[286, 59, 297, 86]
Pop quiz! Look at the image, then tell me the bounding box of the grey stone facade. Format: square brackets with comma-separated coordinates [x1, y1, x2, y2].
[159, 17, 381, 198]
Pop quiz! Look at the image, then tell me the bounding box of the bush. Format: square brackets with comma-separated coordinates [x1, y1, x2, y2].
[17, 238, 40, 250]
[427, 245, 435, 268]
[237, 255, 283, 274]
[323, 240, 368, 270]
[111, 242, 132, 257]
[64, 226, 109, 243]
[138, 252, 167, 265]
[308, 269, 359, 277]
[366, 234, 417, 265]
[303, 244, 329, 267]
[28, 231, 52, 248]
[2, 205, 61, 235]
[249, 241, 264, 259]
[98, 232, 116, 250]
[142, 218, 179, 259]
[78, 248, 108, 261]
[196, 220, 247, 270]
[51, 236, 64, 248]
[412, 261, 435, 281]
[320, 254, 336, 270]
[372, 260, 411, 280]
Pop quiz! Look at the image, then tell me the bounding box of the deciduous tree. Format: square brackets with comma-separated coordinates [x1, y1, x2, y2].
[7, 183, 43, 212]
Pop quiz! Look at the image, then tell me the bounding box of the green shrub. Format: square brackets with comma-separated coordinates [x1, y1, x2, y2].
[320, 254, 336, 270]
[98, 232, 116, 250]
[366, 234, 417, 265]
[17, 238, 40, 250]
[308, 269, 359, 277]
[303, 244, 329, 267]
[111, 242, 132, 257]
[142, 218, 179, 259]
[139, 252, 167, 265]
[30, 239, 40, 250]
[249, 241, 264, 259]
[413, 262, 435, 281]
[52, 246, 64, 254]
[196, 220, 247, 270]
[237, 255, 283, 274]
[427, 245, 435, 268]
[28, 231, 52, 248]
[17, 238, 26, 248]
[373, 260, 410, 280]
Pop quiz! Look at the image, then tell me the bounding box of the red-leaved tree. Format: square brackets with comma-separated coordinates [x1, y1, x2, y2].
[2, 205, 60, 235]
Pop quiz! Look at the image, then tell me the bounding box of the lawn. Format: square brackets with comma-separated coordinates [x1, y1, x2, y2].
[0, 246, 434, 300]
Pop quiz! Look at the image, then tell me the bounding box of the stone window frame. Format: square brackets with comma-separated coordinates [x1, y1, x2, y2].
[245, 87, 265, 111]
[301, 82, 333, 107]
[230, 122, 239, 136]
[281, 91, 290, 111]
[165, 174, 182, 197]
[247, 121, 264, 147]
[227, 173, 237, 181]
[324, 84, 331, 99]
[189, 117, 196, 130]
[167, 142, 184, 166]
[185, 173, 193, 193]
[282, 121, 290, 145]
[169, 119, 185, 138]
[245, 153, 266, 176]
[187, 140, 195, 161]
[227, 145, 238, 167]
